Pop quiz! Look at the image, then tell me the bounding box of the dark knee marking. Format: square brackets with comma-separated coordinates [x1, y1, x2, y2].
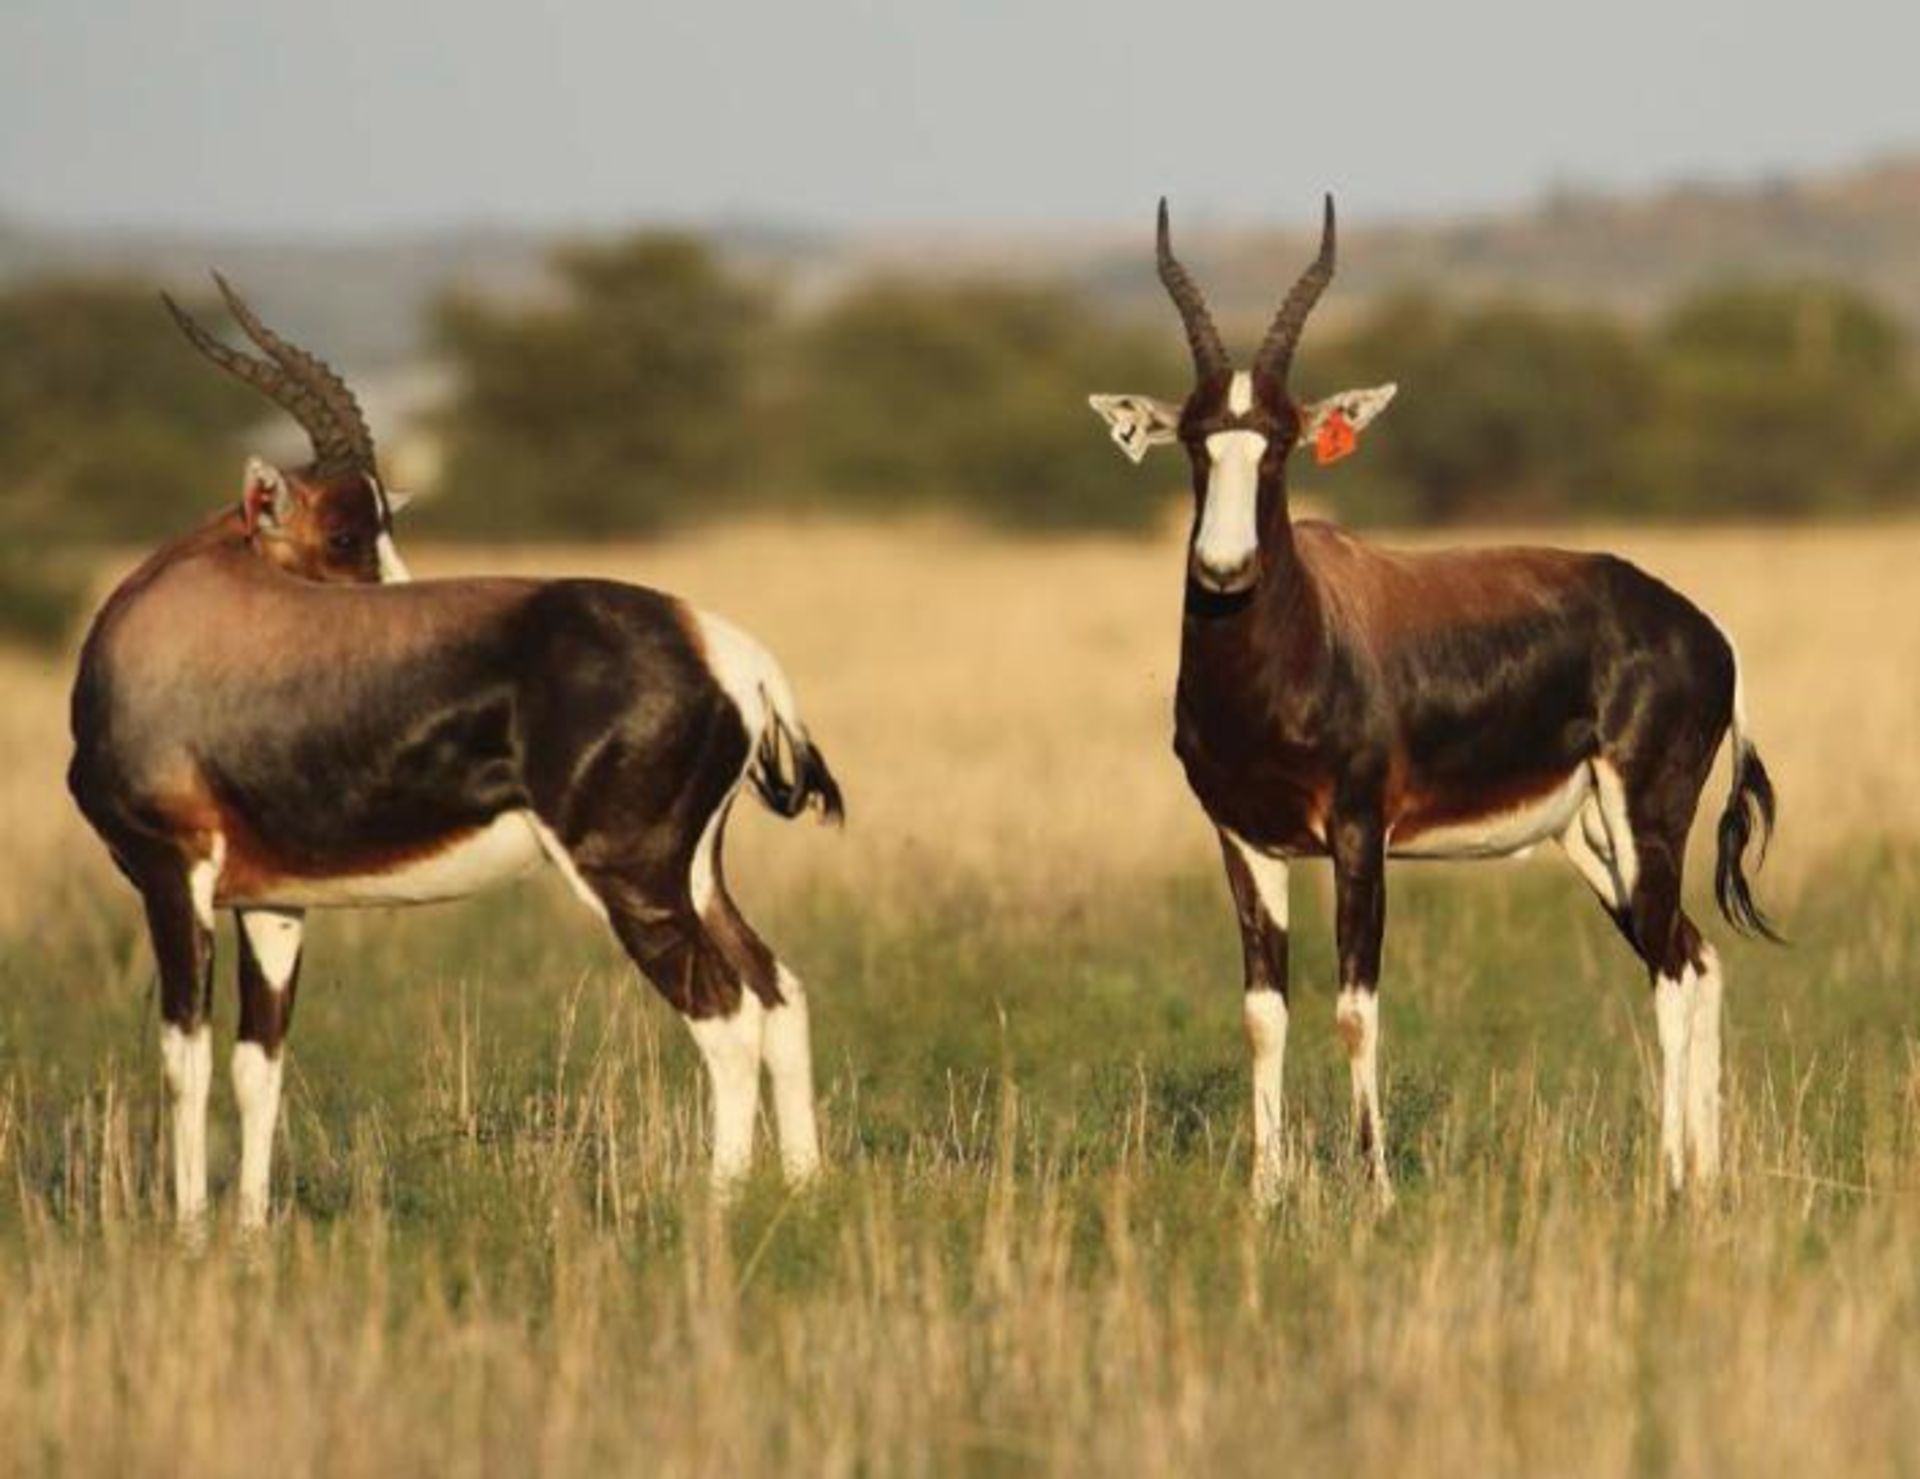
[1219, 834, 1290, 997]
[236, 939, 301, 1056]
[602, 890, 744, 1019]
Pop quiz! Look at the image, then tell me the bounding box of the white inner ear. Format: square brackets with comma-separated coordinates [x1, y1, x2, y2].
[1299, 383, 1399, 446]
[1088, 393, 1180, 464]
[243, 456, 294, 527]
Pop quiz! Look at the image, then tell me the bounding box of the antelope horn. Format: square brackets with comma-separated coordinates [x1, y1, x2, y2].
[1156, 198, 1230, 382]
[162, 291, 300, 410]
[212, 273, 376, 477]
[1251, 194, 1337, 387]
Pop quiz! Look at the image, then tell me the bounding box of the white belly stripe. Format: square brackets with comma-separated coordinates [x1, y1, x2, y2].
[225, 810, 548, 909]
[1389, 768, 1592, 861]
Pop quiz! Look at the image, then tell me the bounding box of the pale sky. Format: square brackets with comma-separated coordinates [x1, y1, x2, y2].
[2, 0, 1915, 234]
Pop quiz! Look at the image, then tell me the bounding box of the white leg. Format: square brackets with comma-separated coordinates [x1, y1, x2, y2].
[1686, 947, 1724, 1184]
[160, 1023, 213, 1225]
[1221, 833, 1291, 1207]
[232, 908, 303, 1230]
[686, 991, 765, 1197]
[1336, 988, 1392, 1202]
[1653, 971, 1693, 1192]
[763, 967, 822, 1186]
[1244, 990, 1289, 1208]
[231, 1045, 283, 1230]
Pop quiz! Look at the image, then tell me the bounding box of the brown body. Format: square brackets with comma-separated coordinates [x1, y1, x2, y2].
[70, 284, 841, 1230]
[1093, 198, 1777, 1202]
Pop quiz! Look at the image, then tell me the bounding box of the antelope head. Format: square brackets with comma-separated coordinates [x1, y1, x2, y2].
[1091, 197, 1396, 595]
[164, 276, 412, 584]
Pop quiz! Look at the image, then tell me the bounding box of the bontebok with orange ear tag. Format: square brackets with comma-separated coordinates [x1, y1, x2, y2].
[1090, 197, 1780, 1207]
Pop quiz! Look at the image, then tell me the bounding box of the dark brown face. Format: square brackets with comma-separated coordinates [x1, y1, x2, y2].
[1181, 371, 1301, 594]
[249, 469, 393, 584]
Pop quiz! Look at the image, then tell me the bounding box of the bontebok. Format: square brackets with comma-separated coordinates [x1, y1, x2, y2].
[69, 281, 842, 1230]
[1090, 198, 1779, 1205]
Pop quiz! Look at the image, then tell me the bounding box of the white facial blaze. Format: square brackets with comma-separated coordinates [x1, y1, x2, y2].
[1195, 430, 1267, 580]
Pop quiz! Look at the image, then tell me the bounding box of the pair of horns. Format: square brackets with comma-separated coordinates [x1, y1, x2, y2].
[1156, 193, 1336, 387]
[162, 276, 376, 480]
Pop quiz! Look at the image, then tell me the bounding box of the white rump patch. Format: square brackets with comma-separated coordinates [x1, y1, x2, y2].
[1193, 429, 1267, 580]
[1390, 767, 1591, 860]
[688, 607, 797, 744]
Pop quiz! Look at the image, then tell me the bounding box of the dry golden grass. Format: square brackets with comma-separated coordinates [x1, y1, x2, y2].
[4, 516, 1920, 1477]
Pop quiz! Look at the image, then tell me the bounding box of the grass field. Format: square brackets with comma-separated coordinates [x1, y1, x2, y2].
[3, 517, 1919, 1475]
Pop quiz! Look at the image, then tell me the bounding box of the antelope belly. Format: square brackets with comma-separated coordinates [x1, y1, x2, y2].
[230, 811, 549, 909]
[1389, 768, 1590, 861]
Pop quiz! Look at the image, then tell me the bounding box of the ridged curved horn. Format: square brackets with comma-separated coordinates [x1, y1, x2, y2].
[212, 273, 375, 476]
[1156, 198, 1230, 382]
[162, 292, 300, 412]
[1252, 194, 1337, 387]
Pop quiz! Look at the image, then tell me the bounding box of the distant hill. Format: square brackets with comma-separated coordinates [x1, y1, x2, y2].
[5, 153, 1918, 366]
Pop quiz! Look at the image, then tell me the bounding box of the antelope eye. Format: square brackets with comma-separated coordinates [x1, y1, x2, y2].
[327, 532, 359, 555]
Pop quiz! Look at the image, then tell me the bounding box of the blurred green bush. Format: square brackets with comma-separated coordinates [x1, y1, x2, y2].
[0, 281, 259, 543]
[426, 234, 772, 537]
[3, 240, 1916, 545]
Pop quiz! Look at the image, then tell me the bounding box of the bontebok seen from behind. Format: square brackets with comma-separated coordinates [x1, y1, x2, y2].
[69, 282, 843, 1231]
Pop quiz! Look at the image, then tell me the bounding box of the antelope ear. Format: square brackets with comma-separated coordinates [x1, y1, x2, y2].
[240, 457, 297, 533]
[1298, 383, 1398, 448]
[1088, 394, 1181, 464]
[383, 486, 414, 516]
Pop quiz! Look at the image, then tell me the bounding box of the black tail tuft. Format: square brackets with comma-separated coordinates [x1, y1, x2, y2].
[749, 708, 845, 825]
[1715, 742, 1782, 943]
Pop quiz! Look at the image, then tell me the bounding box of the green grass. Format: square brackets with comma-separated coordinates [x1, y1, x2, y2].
[3, 849, 1919, 1474]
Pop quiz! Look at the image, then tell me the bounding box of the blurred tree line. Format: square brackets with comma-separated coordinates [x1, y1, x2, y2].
[4, 237, 1919, 575]
[425, 234, 1181, 536]
[427, 242, 1920, 534]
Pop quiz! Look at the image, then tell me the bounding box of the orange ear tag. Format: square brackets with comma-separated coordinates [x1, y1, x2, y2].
[1315, 408, 1358, 466]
